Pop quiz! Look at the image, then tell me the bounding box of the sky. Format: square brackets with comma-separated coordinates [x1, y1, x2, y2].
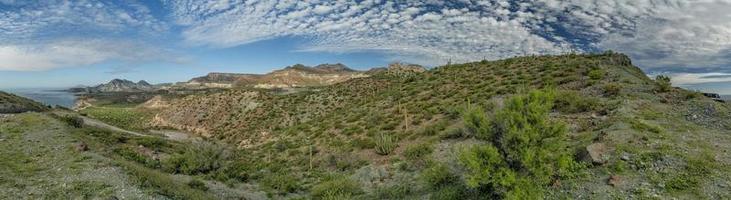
[1, 0, 731, 94]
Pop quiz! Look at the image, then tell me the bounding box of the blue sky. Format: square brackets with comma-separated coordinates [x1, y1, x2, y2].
[1, 0, 731, 94]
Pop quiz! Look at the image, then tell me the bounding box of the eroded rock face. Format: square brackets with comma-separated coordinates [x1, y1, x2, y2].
[151, 91, 262, 138]
[139, 95, 170, 109]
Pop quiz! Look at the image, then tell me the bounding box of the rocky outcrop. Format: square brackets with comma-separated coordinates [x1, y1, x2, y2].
[0, 91, 48, 113]
[76, 79, 156, 93]
[581, 142, 609, 165]
[176, 63, 367, 89]
[387, 63, 426, 77]
[138, 95, 170, 109]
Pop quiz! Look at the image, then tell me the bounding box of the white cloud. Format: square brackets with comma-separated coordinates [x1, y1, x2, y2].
[166, 1, 573, 65]
[164, 0, 731, 69]
[0, 39, 181, 71]
[0, 1, 168, 42]
[667, 72, 731, 86]
[596, 1, 731, 70]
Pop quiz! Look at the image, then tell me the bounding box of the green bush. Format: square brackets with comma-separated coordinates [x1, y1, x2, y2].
[261, 172, 301, 194]
[311, 176, 362, 200]
[403, 142, 433, 162]
[133, 137, 168, 151]
[603, 83, 622, 96]
[421, 163, 456, 188]
[458, 89, 581, 199]
[374, 132, 396, 155]
[187, 179, 209, 191]
[163, 141, 230, 175]
[554, 90, 600, 113]
[60, 115, 84, 128]
[655, 75, 672, 92]
[588, 69, 605, 80]
[114, 147, 160, 168]
[462, 105, 490, 139]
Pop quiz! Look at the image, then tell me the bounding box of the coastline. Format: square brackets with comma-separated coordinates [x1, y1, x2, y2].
[2, 88, 78, 108]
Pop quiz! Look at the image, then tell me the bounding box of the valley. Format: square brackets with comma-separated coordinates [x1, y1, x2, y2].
[2, 52, 730, 199]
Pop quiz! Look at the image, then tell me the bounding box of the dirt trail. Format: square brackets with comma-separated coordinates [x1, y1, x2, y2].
[81, 116, 195, 141]
[80, 116, 147, 137]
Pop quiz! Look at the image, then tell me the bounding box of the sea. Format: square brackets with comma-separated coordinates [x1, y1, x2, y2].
[3, 88, 77, 108]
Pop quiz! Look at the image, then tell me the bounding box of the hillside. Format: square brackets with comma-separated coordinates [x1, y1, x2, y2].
[177, 63, 367, 89]
[72, 79, 155, 93]
[0, 91, 48, 113]
[135, 52, 731, 199]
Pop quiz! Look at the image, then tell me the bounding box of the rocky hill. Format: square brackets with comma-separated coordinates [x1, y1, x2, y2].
[74, 79, 156, 93]
[144, 53, 731, 199]
[177, 63, 367, 89]
[0, 91, 48, 113]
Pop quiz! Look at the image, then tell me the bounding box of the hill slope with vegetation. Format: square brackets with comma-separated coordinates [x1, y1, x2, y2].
[0, 91, 48, 113]
[136, 52, 730, 199]
[16, 52, 730, 199]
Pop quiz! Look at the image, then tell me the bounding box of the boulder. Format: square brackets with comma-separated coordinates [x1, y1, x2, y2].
[74, 142, 88, 152]
[607, 175, 621, 187]
[582, 142, 609, 165]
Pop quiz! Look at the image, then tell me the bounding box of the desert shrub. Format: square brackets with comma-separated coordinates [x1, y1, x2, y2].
[374, 132, 397, 155]
[603, 83, 622, 96]
[215, 159, 251, 182]
[458, 89, 581, 199]
[187, 179, 208, 191]
[683, 90, 703, 100]
[665, 152, 716, 193]
[119, 160, 214, 199]
[462, 105, 490, 139]
[629, 120, 663, 134]
[554, 90, 600, 113]
[373, 183, 414, 199]
[163, 141, 230, 175]
[421, 163, 457, 188]
[311, 176, 362, 200]
[430, 185, 465, 200]
[655, 75, 672, 92]
[439, 127, 465, 140]
[261, 172, 300, 194]
[133, 137, 168, 151]
[114, 147, 160, 168]
[588, 69, 605, 80]
[404, 143, 432, 160]
[404, 142, 433, 168]
[60, 115, 84, 128]
[351, 137, 375, 149]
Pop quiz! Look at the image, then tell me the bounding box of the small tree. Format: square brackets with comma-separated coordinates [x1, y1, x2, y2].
[655, 75, 672, 92]
[459, 89, 580, 199]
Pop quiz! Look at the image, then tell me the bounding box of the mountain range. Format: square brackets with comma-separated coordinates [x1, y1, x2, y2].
[73, 63, 382, 93]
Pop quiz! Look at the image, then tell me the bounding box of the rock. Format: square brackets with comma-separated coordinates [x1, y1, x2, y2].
[608, 175, 621, 187]
[582, 142, 609, 165]
[74, 142, 88, 152]
[620, 152, 631, 161]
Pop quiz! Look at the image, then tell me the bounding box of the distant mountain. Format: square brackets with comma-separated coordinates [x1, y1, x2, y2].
[0, 91, 48, 113]
[74, 79, 156, 93]
[177, 63, 367, 89]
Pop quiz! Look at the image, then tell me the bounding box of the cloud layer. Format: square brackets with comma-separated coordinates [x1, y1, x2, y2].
[2, 0, 731, 73]
[165, 0, 731, 69]
[0, 0, 170, 70]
